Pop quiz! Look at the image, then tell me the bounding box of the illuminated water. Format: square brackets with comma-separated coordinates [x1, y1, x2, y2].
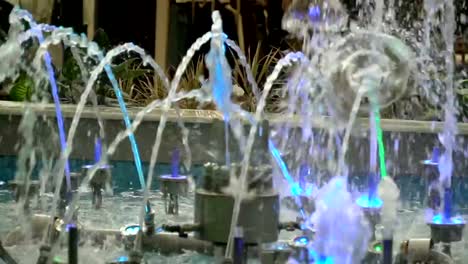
[0, 0, 466, 263]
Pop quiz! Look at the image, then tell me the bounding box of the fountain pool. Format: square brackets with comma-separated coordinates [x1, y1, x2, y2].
[0, 1, 467, 263]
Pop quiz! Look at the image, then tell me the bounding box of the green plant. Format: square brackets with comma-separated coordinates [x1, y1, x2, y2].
[8, 72, 34, 101]
[97, 56, 169, 106]
[457, 79, 468, 120]
[230, 44, 282, 111]
[93, 28, 111, 52]
[176, 56, 215, 110]
[112, 58, 153, 103]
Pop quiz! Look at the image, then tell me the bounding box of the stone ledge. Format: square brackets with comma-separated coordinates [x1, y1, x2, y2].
[1, 100, 468, 134]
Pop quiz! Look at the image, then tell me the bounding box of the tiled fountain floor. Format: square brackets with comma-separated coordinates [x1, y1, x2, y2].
[0, 190, 467, 263]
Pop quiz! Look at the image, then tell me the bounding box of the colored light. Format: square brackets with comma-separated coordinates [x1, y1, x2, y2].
[422, 159, 438, 165]
[269, 140, 303, 196]
[94, 137, 102, 164]
[125, 225, 141, 235]
[82, 164, 111, 169]
[374, 244, 383, 252]
[294, 236, 309, 246]
[100, 55, 146, 190]
[65, 223, 76, 232]
[317, 256, 334, 264]
[374, 109, 388, 178]
[53, 256, 64, 263]
[276, 244, 285, 250]
[117, 256, 129, 262]
[23, 16, 71, 190]
[171, 148, 180, 178]
[356, 194, 383, 209]
[431, 214, 465, 225]
[160, 175, 187, 180]
[308, 5, 321, 19]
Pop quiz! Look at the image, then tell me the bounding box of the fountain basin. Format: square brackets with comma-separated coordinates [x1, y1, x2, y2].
[8, 180, 40, 202]
[2, 102, 468, 262]
[194, 189, 279, 244]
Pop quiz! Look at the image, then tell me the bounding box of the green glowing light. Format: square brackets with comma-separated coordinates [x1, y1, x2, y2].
[374, 109, 387, 178]
[53, 256, 65, 263]
[374, 244, 383, 252]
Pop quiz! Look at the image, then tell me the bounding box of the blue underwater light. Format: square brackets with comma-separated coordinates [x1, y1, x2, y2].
[116, 256, 129, 262]
[356, 194, 383, 209]
[293, 236, 310, 247]
[124, 225, 141, 236]
[269, 140, 303, 196]
[431, 214, 465, 225]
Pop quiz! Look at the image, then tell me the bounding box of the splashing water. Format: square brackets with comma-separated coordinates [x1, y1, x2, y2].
[225, 51, 306, 258]
[11, 8, 72, 190]
[437, 0, 457, 221]
[2, 1, 467, 263]
[378, 177, 400, 239]
[421, 0, 459, 224]
[307, 176, 371, 263]
[206, 12, 233, 119]
[269, 139, 306, 218]
[102, 55, 146, 189]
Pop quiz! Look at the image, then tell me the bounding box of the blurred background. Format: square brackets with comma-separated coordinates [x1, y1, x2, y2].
[0, 0, 466, 115]
[0, 0, 466, 70]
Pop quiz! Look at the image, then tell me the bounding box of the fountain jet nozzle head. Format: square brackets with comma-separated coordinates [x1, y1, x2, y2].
[422, 147, 440, 166]
[322, 32, 414, 121]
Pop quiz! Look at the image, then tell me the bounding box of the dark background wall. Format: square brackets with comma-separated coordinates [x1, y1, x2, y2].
[96, 0, 156, 56]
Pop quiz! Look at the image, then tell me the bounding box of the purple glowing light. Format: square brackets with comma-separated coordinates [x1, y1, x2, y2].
[94, 137, 102, 164]
[171, 149, 180, 178]
[65, 223, 77, 232]
[160, 175, 187, 180]
[82, 164, 112, 169]
[308, 5, 322, 22]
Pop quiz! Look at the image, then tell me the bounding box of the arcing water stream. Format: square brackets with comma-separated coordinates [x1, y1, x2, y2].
[0, 0, 466, 263]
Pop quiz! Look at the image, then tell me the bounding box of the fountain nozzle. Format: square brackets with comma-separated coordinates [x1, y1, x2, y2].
[144, 201, 155, 236]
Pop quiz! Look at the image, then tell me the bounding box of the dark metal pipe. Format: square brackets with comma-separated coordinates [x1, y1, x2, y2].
[162, 223, 200, 235]
[68, 224, 79, 264]
[233, 227, 245, 264]
[383, 239, 393, 264]
[142, 234, 213, 255]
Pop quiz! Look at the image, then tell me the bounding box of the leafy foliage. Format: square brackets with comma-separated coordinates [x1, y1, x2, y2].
[231, 43, 282, 111]
[457, 79, 468, 120]
[8, 72, 34, 101]
[176, 56, 214, 110]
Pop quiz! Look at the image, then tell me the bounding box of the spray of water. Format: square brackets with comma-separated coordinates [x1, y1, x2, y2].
[378, 176, 400, 239]
[11, 8, 72, 190]
[307, 176, 371, 263]
[225, 52, 305, 258]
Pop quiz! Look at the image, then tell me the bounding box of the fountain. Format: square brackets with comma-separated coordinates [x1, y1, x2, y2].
[0, 0, 467, 263]
[159, 148, 188, 215]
